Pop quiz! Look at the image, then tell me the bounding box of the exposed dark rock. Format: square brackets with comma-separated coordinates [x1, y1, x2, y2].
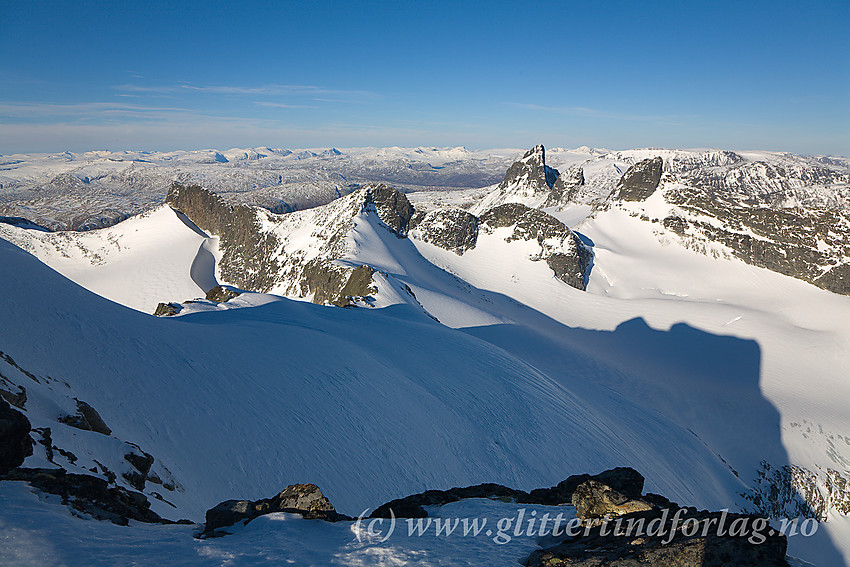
[204, 483, 351, 536]
[371, 483, 529, 519]
[498, 145, 559, 195]
[205, 285, 240, 303]
[2, 468, 172, 526]
[300, 259, 350, 305]
[123, 451, 155, 491]
[546, 165, 585, 207]
[165, 183, 283, 292]
[572, 479, 654, 520]
[0, 384, 27, 409]
[366, 184, 414, 235]
[546, 252, 592, 291]
[153, 302, 181, 317]
[527, 467, 646, 505]
[334, 265, 377, 307]
[410, 208, 479, 255]
[743, 461, 850, 521]
[526, 507, 788, 567]
[663, 215, 689, 235]
[0, 398, 33, 473]
[299, 259, 377, 307]
[58, 399, 112, 436]
[480, 203, 592, 290]
[616, 156, 664, 201]
[664, 186, 850, 295]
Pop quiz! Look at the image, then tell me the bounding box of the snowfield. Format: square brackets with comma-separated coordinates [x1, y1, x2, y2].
[1, 145, 849, 566]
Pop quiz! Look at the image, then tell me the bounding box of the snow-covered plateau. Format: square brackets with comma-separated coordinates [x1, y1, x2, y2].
[0, 144, 849, 566]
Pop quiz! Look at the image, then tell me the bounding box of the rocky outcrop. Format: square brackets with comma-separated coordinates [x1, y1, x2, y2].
[410, 208, 479, 255]
[335, 264, 377, 306]
[572, 479, 654, 520]
[367, 184, 414, 235]
[480, 203, 592, 290]
[2, 468, 175, 526]
[662, 186, 850, 295]
[0, 383, 26, 410]
[371, 483, 529, 519]
[526, 467, 646, 505]
[299, 260, 376, 307]
[165, 183, 283, 292]
[203, 483, 351, 536]
[477, 145, 587, 212]
[371, 468, 646, 518]
[527, 470, 787, 567]
[123, 450, 155, 491]
[545, 165, 585, 207]
[57, 399, 112, 436]
[0, 398, 33, 472]
[153, 302, 182, 316]
[205, 285, 240, 303]
[744, 461, 850, 521]
[526, 507, 788, 567]
[615, 156, 664, 201]
[498, 145, 560, 197]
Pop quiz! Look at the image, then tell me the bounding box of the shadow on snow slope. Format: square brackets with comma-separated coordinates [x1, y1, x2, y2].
[0, 235, 843, 565]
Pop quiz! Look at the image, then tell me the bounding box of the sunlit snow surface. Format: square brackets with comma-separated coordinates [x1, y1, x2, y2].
[1, 148, 849, 565]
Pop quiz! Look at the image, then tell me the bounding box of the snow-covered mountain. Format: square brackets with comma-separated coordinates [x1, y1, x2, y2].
[0, 146, 517, 231]
[1, 144, 849, 565]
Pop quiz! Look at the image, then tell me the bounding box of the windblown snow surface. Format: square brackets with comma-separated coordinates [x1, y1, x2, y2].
[1, 155, 849, 565]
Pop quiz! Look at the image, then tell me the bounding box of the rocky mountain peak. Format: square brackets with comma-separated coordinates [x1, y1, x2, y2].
[363, 183, 414, 236]
[476, 144, 585, 212]
[614, 156, 664, 201]
[498, 144, 558, 195]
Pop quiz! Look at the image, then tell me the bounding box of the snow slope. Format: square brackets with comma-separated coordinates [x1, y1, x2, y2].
[0, 236, 749, 522]
[2, 144, 850, 565]
[0, 205, 218, 312]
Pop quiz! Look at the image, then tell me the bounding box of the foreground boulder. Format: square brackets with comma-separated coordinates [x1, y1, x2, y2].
[205, 285, 240, 303]
[572, 479, 654, 520]
[526, 506, 788, 566]
[0, 398, 33, 473]
[372, 467, 646, 518]
[526, 466, 646, 506]
[203, 483, 351, 536]
[153, 302, 182, 317]
[371, 483, 529, 519]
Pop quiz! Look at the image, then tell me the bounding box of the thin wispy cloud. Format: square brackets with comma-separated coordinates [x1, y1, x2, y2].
[0, 101, 191, 117]
[113, 83, 379, 100]
[511, 103, 688, 124]
[254, 101, 319, 109]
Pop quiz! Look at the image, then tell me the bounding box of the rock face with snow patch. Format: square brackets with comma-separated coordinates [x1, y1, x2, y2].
[204, 483, 350, 536]
[474, 144, 586, 212]
[546, 164, 585, 207]
[661, 185, 850, 295]
[614, 156, 664, 201]
[367, 184, 414, 235]
[480, 203, 592, 290]
[409, 208, 479, 255]
[165, 183, 283, 292]
[498, 144, 559, 196]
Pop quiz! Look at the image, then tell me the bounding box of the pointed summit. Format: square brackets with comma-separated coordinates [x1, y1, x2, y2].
[497, 144, 557, 195]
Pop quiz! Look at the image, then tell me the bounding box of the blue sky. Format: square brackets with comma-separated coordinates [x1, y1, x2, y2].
[1, 0, 847, 155]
